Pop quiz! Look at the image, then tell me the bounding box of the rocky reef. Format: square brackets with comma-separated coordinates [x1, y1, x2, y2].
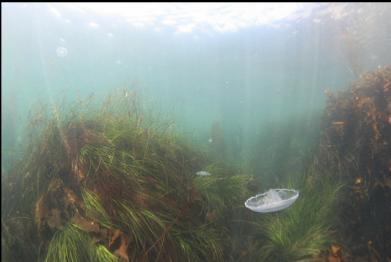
[317, 65, 391, 260]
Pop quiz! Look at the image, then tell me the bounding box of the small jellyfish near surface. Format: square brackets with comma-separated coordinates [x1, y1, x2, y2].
[56, 46, 68, 57]
[196, 171, 211, 176]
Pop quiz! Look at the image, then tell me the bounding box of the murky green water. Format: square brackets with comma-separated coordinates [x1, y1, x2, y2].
[2, 3, 391, 261]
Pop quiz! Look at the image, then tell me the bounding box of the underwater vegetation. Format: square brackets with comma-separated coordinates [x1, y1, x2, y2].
[237, 167, 342, 262]
[247, 115, 322, 186]
[3, 64, 389, 261]
[1, 92, 258, 262]
[317, 65, 391, 260]
[208, 121, 226, 163]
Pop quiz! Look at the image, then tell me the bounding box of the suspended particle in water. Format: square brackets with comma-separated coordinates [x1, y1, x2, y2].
[208, 138, 213, 143]
[56, 46, 68, 57]
[88, 22, 99, 28]
[313, 18, 321, 24]
[370, 54, 377, 61]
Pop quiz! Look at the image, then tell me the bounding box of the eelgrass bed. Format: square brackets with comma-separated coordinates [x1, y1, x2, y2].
[1, 92, 257, 262]
[234, 167, 342, 262]
[1, 91, 341, 262]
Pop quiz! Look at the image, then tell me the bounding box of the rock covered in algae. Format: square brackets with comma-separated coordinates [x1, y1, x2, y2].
[317, 65, 391, 259]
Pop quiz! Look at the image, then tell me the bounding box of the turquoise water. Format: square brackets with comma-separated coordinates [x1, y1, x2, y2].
[2, 3, 391, 175]
[2, 4, 391, 261]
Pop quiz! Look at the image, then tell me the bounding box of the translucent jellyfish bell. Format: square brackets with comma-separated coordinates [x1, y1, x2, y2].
[56, 46, 68, 57]
[196, 170, 211, 176]
[244, 189, 299, 213]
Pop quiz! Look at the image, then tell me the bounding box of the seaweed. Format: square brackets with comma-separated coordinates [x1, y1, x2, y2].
[3, 76, 372, 261]
[1, 90, 257, 262]
[44, 224, 96, 262]
[316, 65, 391, 259]
[239, 167, 342, 262]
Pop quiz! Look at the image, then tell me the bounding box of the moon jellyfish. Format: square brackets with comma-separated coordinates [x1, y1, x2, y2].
[245, 189, 299, 213]
[196, 171, 212, 176]
[56, 46, 68, 57]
